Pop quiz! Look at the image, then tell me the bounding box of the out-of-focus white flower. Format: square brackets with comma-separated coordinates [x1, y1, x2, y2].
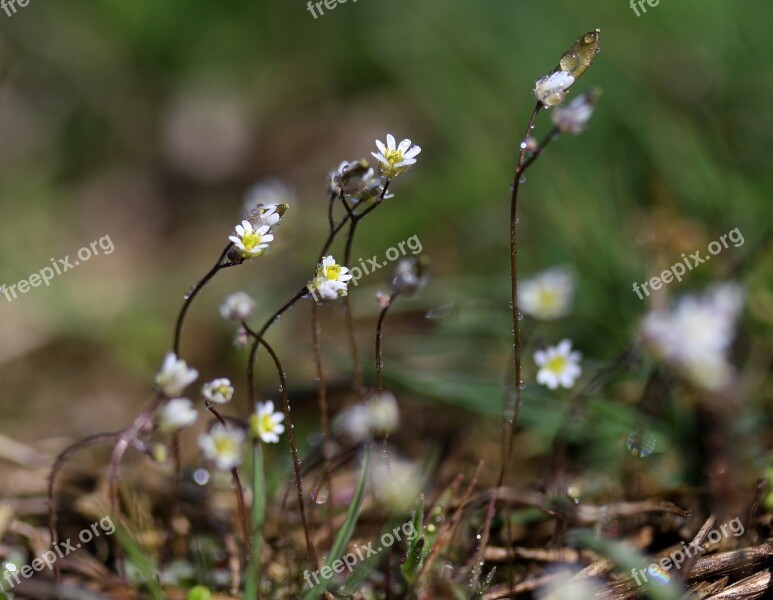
[250, 400, 285, 444]
[534, 71, 575, 107]
[519, 267, 575, 320]
[338, 392, 400, 441]
[641, 284, 743, 391]
[307, 256, 352, 302]
[157, 398, 198, 432]
[202, 378, 234, 404]
[537, 568, 604, 600]
[371, 458, 422, 511]
[551, 88, 601, 134]
[156, 352, 199, 397]
[391, 257, 429, 297]
[243, 179, 294, 221]
[371, 134, 421, 179]
[199, 424, 245, 471]
[220, 292, 255, 321]
[229, 220, 273, 259]
[535, 339, 582, 389]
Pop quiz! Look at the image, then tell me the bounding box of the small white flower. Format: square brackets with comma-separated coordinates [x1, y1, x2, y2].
[337, 392, 399, 441]
[250, 400, 286, 444]
[534, 70, 575, 107]
[519, 267, 575, 320]
[535, 339, 582, 389]
[220, 292, 255, 321]
[371, 134, 421, 179]
[156, 352, 199, 397]
[243, 179, 294, 221]
[199, 424, 245, 470]
[641, 284, 743, 391]
[307, 256, 352, 302]
[229, 220, 274, 258]
[551, 89, 600, 134]
[157, 398, 198, 432]
[202, 378, 234, 404]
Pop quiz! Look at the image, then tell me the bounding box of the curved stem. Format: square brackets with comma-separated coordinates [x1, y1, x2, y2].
[246, 330, 319, 570]
[343, 218, 366, 400]
[499, 102, 542, 488]
[375, 292, 398, 472]
[267, 350, 320, 570]
[205, 401, 252, 561]
[173, 242, 234, 355]
[48, 431, 120, 593]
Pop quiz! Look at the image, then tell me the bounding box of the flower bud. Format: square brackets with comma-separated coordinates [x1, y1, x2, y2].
[391, 256, 429, 297]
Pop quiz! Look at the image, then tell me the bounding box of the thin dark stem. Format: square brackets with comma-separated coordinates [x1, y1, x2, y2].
[311, 303, 334, 513]
[246, 287, 307, 411]
[49, 431, 120, 594]
[341, 181, 392, 400]
[375, 291, 398, 472]
[173, 242, 234, 355]
[205, 401, 252, 560]
[243, 327, 319, 570]
[521, 126, 560, 173]
[499, 102, 542, 488]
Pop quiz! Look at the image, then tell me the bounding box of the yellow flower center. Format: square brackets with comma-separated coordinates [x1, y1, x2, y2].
[384, 149, 403, 167]
[325, 264, 342, 281]
[241, 231, 262, 251]
[261, 413, 274, 432]
[536, 288, 558, 309]
[213, 436, 238, 456]
[546, 355, 567, 373]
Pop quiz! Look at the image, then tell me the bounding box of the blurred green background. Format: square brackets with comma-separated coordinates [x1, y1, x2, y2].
[0, 0, 771, 494]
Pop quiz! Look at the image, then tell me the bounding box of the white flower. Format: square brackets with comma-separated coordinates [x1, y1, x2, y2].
[199, 424, 245, 470]
[229, 220, 274, 258]
[307, 256, 352, 302]
[534, 70, 575, 107]
[250, 400, 285, 444]
[157, 398, 198, 432]
[338, 392, 400, 441]
[551, 89, 600, 134]
[202, 378, 234, 404]
[220, 292, 255, 321]
[371, 134, 421, 179]
[519, 267, 575, 320]
[243, 179, 294, 222]
[156, 352, 199, 397]
[535, 339, 582, 389]
[641, 284, 743, 391]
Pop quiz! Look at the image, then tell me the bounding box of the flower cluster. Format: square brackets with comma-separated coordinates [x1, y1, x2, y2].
[641, 284, 743, 391]
[307, 256, 352, 302]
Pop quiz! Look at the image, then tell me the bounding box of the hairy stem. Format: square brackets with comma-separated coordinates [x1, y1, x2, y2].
[499, 102, 542, 488]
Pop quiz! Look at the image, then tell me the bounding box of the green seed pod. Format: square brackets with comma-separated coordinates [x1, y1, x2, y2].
[558, 29, 601, 81]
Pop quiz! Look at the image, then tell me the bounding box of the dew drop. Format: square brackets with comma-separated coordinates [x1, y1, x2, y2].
[313, 487, 330, 505]
[519, 176, 527, 184]
[517, 311, 524, 320]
